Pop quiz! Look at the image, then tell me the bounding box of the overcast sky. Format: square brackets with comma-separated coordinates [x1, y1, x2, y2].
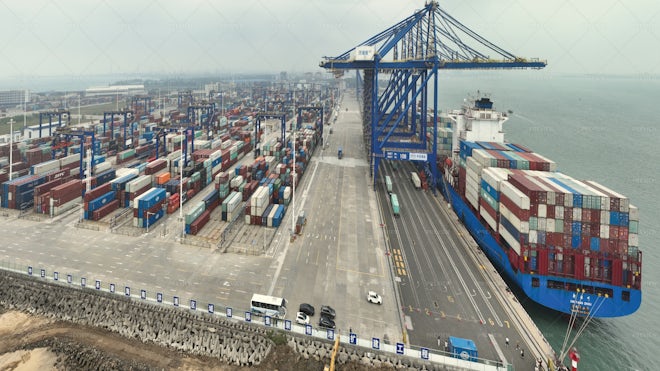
[0, 0, 659, 88]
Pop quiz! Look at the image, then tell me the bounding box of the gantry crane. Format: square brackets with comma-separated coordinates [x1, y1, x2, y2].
[320, 1, 546, 191]
[102, 110, 135, 150]
[38, 109, 70, 138]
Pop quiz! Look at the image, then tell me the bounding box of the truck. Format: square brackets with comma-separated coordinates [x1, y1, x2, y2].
[337, 146, 343, 159]
[390, 193, 400, 216]
[385, 176, 393, 193]
[411, 172, 421, 189]
[447, 336, 478, 362]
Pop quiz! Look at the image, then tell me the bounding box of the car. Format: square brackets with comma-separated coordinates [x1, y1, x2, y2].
[319, 315, 336, 329]
[299, 303, 315, 316]
[320, 305, 336, 319]
[367, 291, 383, 304]
[295, 312, 309, 325]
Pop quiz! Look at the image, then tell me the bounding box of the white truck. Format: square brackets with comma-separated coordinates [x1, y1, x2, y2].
[411, 172, 421, 189]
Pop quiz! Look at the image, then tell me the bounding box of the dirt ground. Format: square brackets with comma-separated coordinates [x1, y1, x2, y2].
[0, 308, 394, 370]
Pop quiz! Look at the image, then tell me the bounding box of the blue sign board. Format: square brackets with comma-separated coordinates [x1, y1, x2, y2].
[95, 280, 101, 290]
[125, 286, 130, 296]
[157, 293, 163, 303]
[190, 300, 197, 310]
[305, 324, 312, 335]
[245, 311, 252, 322]
[27, 266, 32, 275]
[385, 151, 427, 161]
[372, 338, 380, 350]
[396, 343, 405, 355]
[264, 316, 271, 326]
[140, 290, 146, 300]
[40, 269, 45, 278]
[173, 296, 179, 307]
[54, 272, 59, 281]
[208, 304, 214, 314]
[349, 333, 357, 345]
[421, 347, 429, 360]
[81, 278, 86, 287]
[226, 307, 232, 318]
[284, 320, 292, 331]
[67, 274, 72, 284]
[110, 283, 115, 293]
[327, 329, 334, 340]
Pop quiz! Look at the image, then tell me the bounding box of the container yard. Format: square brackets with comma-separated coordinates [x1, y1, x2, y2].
[1, 81, 335, 254]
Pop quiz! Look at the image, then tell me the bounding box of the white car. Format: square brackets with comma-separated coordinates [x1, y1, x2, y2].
[367, 291, 383, 305]
[296, 311, 310, 325]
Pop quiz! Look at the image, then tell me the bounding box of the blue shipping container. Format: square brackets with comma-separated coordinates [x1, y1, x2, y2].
[138, 188, 166, 210]
[142, 209, 164, 228]
[88, 191, 116, 212]
[94, 169, 116, 187]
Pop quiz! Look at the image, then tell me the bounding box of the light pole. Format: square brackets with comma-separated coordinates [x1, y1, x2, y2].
[179, 130, 185, 241]
[9, 118, 14, 181]
[291, 130, 296, 235]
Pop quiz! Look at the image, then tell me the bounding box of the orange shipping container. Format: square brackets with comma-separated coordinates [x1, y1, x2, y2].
[157, 172, 171, 185]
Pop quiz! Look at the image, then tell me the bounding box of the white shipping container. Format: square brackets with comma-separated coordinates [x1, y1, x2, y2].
[629, 233, 639, 247]
[572, 208, 582, 222]
[466, 187, 479, 210]
[411, 172, 421, 189]
[94, 161, 111, 174]
[529, 229, 538, 244]
[167, 149, 182, 162]
[268, 205, 278, 227]
[466, 156, 484, 174]
[501, 181, 531, 210]
[499, 223, 521, 255]
[230, 175, 244, 188]
[545, 218, 555, 233]
[481, 167, 510, 191]
[501, 203, 529, 233]
[245, 215, 251, 224]
[480, 206, 498, 232]
[33, 159, 61, 175]
[600, 210, 610, 225]
[59, 154, 79, 167]
[212, 163, 222, 177]
[555, 206, 564, 220]
[600, 224, 610, 239]
[536, 218, 548, 231]
[554, 219, 564, 233]
[116, 168, 139, 177]
[629, 204, 639, 221]
[283, 186, 291, 200]
[53, 197, 81, 216]
[538, 204, 547, 218]
[127, 175, 151, 193]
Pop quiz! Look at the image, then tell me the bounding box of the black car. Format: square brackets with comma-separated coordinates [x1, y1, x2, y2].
[319, 315, 336, 329]
[320, 305, 336, 319]
[299, 303, 315, 316]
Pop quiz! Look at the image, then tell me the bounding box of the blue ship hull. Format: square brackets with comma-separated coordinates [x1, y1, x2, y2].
[442, 178, 641, 318]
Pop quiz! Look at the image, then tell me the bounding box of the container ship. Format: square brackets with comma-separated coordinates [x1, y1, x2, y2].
[436, 96, 642, 318]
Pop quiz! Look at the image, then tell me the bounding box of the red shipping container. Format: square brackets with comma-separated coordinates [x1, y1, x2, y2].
[92, 199, 120, 221]
[84, 182, 111, 202]
[546, 205, 555, 219]
[479, 198, 498, 221]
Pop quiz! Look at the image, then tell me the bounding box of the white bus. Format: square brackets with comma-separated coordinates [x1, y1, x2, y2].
[250, 294, 287, 318]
